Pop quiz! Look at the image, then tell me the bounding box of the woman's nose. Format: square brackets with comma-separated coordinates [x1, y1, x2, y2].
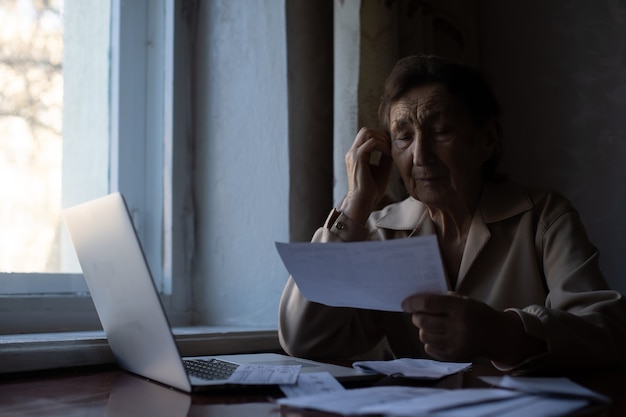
[412, 134, 433, 166]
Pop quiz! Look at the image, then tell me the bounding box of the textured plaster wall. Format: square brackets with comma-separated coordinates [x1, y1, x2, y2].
[193, 0, 289, 326]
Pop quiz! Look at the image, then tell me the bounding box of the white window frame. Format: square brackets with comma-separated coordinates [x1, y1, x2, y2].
[0, 0, 182, 334]
[110, 0, 173, 294]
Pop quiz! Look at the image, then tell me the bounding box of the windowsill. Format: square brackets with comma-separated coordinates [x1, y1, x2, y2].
[0, 327, 281, 374]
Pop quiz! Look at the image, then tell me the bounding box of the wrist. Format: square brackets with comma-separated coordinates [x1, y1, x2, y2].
[490, 310, 546, 367]
[338, 196, 373, 226]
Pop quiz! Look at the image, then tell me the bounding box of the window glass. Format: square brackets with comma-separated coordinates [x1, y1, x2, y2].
[0, 0, 110, 275]
[0, 0, 65, 273]
[0, 0, 176, 335]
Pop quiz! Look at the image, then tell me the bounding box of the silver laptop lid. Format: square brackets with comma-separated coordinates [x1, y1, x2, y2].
[63, 193, 192, 392]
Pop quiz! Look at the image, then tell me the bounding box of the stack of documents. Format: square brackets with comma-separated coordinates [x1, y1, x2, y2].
[277, 375, 610, 417]
[276, 359, 470, 398]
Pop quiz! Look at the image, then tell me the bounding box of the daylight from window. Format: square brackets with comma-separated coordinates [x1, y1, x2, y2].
[0, 0, 64, 273]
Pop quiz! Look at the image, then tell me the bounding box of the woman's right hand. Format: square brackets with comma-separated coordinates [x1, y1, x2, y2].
[339, 127, 393, 225]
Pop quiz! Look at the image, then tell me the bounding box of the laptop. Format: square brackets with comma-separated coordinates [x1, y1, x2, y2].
[63, 192, 373, 393]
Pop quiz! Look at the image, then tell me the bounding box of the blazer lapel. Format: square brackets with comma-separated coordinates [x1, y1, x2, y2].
[457, 210, 490, 289]
[457, 181, 533, 290]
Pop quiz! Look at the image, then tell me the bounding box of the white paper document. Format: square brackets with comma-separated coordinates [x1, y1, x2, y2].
[226, 364, 301, 385]
[405, 395, 588, 417]
[361, 388, 524, 415]
[480, 375, 611, 403]
[277, 385, 592, 417]
[279, 372, 345, 398]
[277, 386, 446, 415]
[352, 358, 472, 380]
[275, 236, 448, 312]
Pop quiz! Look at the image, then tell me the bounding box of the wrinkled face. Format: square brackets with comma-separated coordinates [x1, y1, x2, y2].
[389, 84, 494, 208]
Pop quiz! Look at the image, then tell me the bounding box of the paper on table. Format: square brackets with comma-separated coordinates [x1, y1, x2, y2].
[277, 386, 446, 415]
[475, 396, 588, 417]
[226, 364, 301, 385]
[352, 358, 472, 380]
[279, 372, 345, 398]
[278, 386, 532, 417]
[480, 375, 611, 403]
[385, 394, 588, 417]
[275, 235, 448, 312]
[361, 388, 524, 415]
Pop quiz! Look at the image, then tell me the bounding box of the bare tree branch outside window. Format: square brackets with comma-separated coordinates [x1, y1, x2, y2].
[0, 0, 64, 272]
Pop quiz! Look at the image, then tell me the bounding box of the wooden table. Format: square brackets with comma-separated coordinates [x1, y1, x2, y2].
[1, 361, 624, 416]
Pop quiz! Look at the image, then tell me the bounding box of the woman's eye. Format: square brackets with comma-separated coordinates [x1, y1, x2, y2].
[392, 133, 411, 142]
[431, 128, 452, 141]
[392, 135, 412, 149]
[432, 124, 450, 135]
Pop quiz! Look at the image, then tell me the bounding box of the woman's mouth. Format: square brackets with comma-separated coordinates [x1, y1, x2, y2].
[416, 175, 443, 182]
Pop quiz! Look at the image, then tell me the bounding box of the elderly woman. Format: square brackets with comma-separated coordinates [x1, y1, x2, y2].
[278, 55, 626, 372]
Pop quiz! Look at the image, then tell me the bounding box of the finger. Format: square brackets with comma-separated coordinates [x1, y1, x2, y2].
[447, 291, 469, 300]
[367, 132, 392, 156]
[411, 313, 447, 334]
[353, 139, 391, 168]
[423, 343, 454, 361]
[419, 329, 453, 360]
[351, 127, 385, 147]
[351, 128, 391, 157]
[402, 293, 456, 315]
[419, 328, 449, 347]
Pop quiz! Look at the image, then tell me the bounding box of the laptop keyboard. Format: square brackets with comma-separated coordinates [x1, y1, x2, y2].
[183, 358, 239, 380]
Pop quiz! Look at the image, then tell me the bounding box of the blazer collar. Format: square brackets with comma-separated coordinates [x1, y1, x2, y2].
[374, 180, 532, 232]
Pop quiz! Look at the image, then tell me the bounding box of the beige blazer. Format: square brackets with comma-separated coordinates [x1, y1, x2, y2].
[278, 180, 626, 371]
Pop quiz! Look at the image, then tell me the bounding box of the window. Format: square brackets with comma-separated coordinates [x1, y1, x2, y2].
[1, 0, 291, 339]
[0, 0, 288, 372]
[0, 0, 178, 334]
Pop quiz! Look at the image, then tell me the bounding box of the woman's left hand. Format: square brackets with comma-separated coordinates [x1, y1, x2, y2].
[401, 293, 513, 362]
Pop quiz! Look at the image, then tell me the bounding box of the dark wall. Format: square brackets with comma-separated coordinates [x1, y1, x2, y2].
[477, 1, 626, 292]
